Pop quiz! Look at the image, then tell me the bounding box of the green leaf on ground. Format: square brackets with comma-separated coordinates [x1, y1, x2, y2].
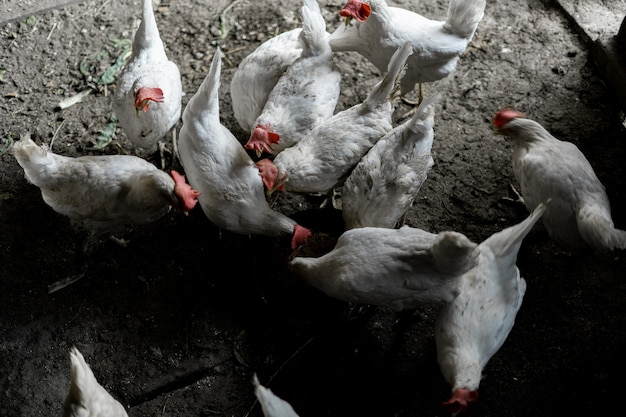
[0, 137, 14, 156]
[88, 115, 118, 150]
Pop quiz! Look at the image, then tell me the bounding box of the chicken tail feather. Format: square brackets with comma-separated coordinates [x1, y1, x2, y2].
[133, 0, 165, 56]
[184, 48, 222, 121]
[299, 0, 328, 57]
[11, 133, 61, 189]
[365, 41, 412, 109]
[407, 92, 441, 149]
[577, 202, 626, 251]
[444, 0, 487, 40]
[484, 200, 548, 258]
[430, 231, 479, 277]
[63, 347, 129, 417]
[253, 373, 301, 417]
[11, 133, 47, 161]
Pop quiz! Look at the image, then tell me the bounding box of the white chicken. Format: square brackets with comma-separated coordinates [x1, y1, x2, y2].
[289, 225, 479, 311]
[245, 0, 341, 157]
[230, 28, 303, 133]
[253, 374, 301, 417]
[493, 109, 626, 251]
[11, 134, 199, 235]
[177, 48, 311, 251]
[261, 41, 413, 194]
[341, 92, 440, 229]
[113, 0, 182, 155]
[434, 202, 547, 415]
[62, 347, 128, 417]
[329, 0, 486, 102]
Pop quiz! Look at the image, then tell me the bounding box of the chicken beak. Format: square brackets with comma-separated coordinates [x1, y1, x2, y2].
[344, 16, 352, 26]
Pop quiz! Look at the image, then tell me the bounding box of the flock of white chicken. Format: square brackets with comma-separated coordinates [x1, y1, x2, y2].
[9, 0, 626, 416]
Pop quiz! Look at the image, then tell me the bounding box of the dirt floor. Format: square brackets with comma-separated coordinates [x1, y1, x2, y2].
[1, 0, 626, 416]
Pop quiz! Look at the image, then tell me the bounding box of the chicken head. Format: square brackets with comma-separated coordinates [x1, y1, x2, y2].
[246, 124, 280, 157]
[443, 387, 479, 414]
[256, 158, 286, 192]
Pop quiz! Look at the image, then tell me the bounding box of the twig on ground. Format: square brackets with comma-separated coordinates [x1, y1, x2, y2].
[49, 119, 66, 150]
[56, 89, 92, 110]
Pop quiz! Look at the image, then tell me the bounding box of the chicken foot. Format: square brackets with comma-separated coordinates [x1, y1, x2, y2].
[500, 183, 526, 205]
[319, 188, 342, 210]
[157, 128, 180, 170]
[47, 233, 127, 294]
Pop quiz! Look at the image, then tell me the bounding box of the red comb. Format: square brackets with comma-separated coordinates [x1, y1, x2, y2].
[339, 0, 371, 22]
[135, 87, 165, 111]
[493, 108, 524, 129]
[245, 124, 281, 156]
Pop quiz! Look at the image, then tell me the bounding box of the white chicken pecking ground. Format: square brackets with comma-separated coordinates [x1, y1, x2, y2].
[113, 0, 182, 166]
[493, 109, 626, 252]
[341, 91, 441, 229]
[10, 134, 199, 234]
[434, 201, 548, 415]
[245, 0, 341, 158]
[261, 41, 413, 195]
[289, 224, 479, 311]
[230, 27, 303, 134]
[10, 133, 200, 292]
[176, 47, 311, 252]
[328, 0, 486, 106]
[62, 347, 129, 417]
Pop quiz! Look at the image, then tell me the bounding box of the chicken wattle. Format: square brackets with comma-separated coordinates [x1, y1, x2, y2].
[177, 48, 311, 251]
[113, 0, 182, 154]
[435, 202, 547, 414]
[245, 0, 341, 157]
[493, 109, 626, 251]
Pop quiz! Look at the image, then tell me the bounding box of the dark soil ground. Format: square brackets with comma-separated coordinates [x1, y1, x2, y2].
[1, 0, 626, 416]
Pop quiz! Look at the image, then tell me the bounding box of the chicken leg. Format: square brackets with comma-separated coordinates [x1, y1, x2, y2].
[400, 83, 424, 119]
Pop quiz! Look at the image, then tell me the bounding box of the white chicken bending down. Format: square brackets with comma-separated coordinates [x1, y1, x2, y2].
[329, 0, 486, 99]
[253, 374, 301, 417]
[177, 48, 311, 250]
[245, 0, 341, 157]
[230, 28, 303, 133]
[262, 41, 413, 194]
[62, 347, 128, 417]
[11, 134, 199, 235]
[493, 109, 626, 251]
[113, 0, 182, 153]
[342, 92, 440, 229]
[289, 225, 479, 311]
[435, 202, 547, 415]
